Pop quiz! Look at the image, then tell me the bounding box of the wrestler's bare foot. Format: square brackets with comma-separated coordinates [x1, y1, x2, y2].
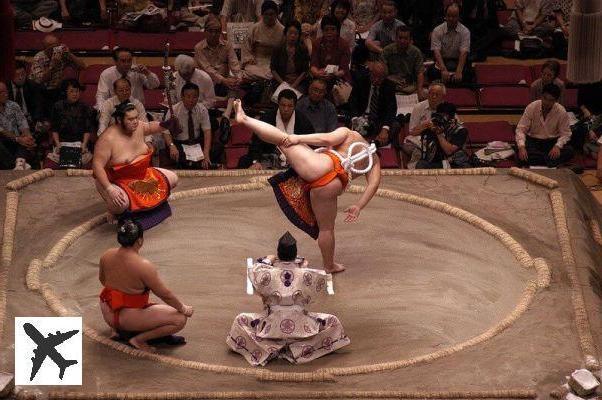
[324, 263, 346, 274]
[129, 337, 156, 353]
[233, 99, 246, 124]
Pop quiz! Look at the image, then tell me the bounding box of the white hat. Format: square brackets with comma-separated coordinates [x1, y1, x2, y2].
[32, 17, 63, 33]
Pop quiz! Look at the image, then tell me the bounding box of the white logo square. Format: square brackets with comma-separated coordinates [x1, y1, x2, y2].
[14, 317, 82, 386]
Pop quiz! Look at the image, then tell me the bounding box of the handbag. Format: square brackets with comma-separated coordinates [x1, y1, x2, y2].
[332, 80, 353, 106]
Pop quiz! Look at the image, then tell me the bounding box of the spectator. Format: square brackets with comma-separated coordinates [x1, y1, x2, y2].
[427, 3, 472, 85]
[461, 0, 500, 61]
[415, 102, 469, 169]
[241, 1, 284, 82]
[310, 15, 352, 83]
[194, 16, 243, 97]
[29, 34, 86, 106]
[348, 61, 400, 147]
[296, 78, 338, 132]
[7, 61, 47, 127]
[0, 82, 37, 170]
[172, 55, 215, 108]
[98, 78, 148, 136]
[403, 82, 447, 167]
[382, 25, 425, 96]
[96, 47, 160, 109]
[366, 1, 406, 56]
[219, 0, 261, 34]
[317, 0, 356, 53]
[295, 0, 331, 44]
[270, 21, 310, 92]
[10, 0, 58, 28]
[352, 0, 380, 34]
[516, 83, 573, 167]
[162, 83, 213, 169]
[59, 0, 107, 23]
[46, 79, 94, 169]
[240, 89, 314, 169]
[552, 0, 572, 59]
[530, 59, 565, 105]
[503, 0, 555, 39]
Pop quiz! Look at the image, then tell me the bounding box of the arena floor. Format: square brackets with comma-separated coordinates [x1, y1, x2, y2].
[0, 168, 601, 399]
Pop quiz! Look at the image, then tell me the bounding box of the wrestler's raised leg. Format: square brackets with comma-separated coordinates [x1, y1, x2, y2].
[94, 180, 130, 215]
[310, 180, 346, 273]
[118, 304, 187, 353]
[155, 168, 178, 189]
[233, 99, 331, 182]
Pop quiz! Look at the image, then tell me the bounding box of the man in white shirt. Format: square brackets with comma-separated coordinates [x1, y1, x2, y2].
[162, 83, 213, 169]
[98, 78, 147, 136]
[171, 55, 215, 109]
[95, 47, 160, 109]
[516, 83, 573, 167]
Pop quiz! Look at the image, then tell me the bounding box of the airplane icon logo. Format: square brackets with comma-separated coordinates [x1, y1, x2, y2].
[23, 323, 79, 381]
[15, 317, 82, 385]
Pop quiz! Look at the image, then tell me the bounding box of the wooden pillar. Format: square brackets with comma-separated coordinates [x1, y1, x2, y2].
[0, 0, 15, 83]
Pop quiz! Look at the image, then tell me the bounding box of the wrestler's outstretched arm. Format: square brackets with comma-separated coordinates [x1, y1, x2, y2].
[140, 259, 194, 317]
[344, 156, 382, 222]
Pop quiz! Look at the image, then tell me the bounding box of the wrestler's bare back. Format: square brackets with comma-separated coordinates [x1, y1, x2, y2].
[100, 248, 150, 295]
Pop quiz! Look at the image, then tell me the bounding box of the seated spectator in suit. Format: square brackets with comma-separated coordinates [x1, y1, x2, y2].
[271, 21, 310, 93]
[366, 1, 406, 56]
[296, 79, 338, 133]
[382, 25, 425, 96]
[96, 47, 160, 109]
[503, 0, 555, 39]
[8, 60, 47, 127]
[310, 15, 352, 84]
[10, 0, 58, 28]
[317, 0, 356, 53]
[29, 34, 86, 108]
[241, 1, 284, 83]
[348, 61, 400, 147]
[162, 83, 213, 170]
[415, 102, 469, 169]
[98, 78, 147, 136]
[219, 0, 261, 34]
[427, 3, 472, 85]
[46, 79, 94, 169]
[194, 16, 243, 97]
[0, 82, 37, 170]
[240, 89, 314, 169]
[516, 83, 573, 168]
[173, 55, 215, 109]
[461, 0, 500, 61]
[530, 60, 566, 105]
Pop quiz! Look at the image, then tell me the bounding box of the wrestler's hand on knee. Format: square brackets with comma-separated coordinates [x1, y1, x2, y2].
[180, 304, 194, 317]
[344, 205, 361, 222]
[107, 186, 126, 208]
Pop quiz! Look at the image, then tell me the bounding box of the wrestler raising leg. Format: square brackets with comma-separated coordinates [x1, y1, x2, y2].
[99, 220, 193, 352]
[233, 99, 382, 273]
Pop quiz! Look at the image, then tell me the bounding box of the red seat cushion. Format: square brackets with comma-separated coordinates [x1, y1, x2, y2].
[497, 10, 513, 25]
[377, 147, 401, 168]
[446, 88, 478, 108]
[112, 31, 168, 51]
[565, 88, 578, 109]
[145, 89, 166, 110]
[475, 64, 532, 85]
[80, 84, 97, 107]
[464, 121, 515, 144]
[167, 31, 205, 51]
[225, 146, 249, 169]
[80, 64, 110, 84]
[15, 30, 110, 52]
[229, 124, 253, 146]
[479, 86, 531, 108]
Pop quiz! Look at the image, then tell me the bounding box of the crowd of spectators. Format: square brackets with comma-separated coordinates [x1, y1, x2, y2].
[3, 0, 602, 176]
